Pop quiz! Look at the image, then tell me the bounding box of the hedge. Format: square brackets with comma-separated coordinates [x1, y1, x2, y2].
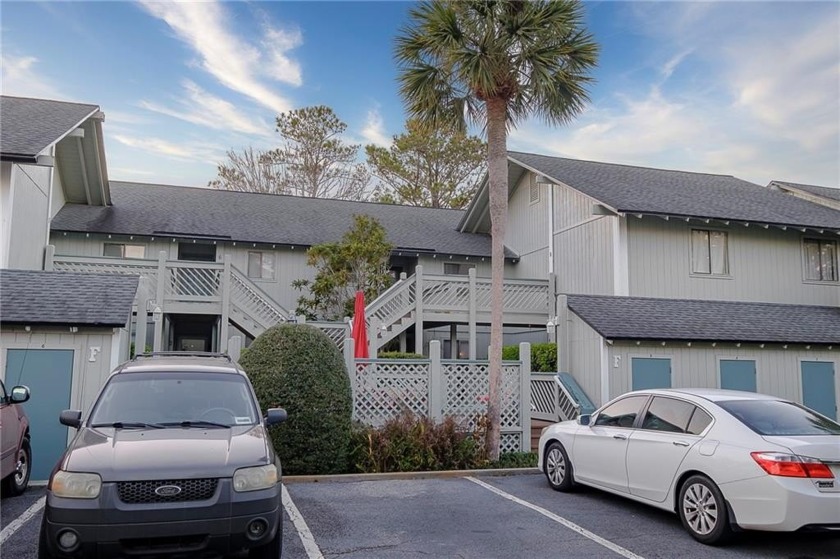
[501, 342, 557, 372]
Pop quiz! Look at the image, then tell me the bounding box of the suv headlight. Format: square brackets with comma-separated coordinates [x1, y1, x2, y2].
[233, 464, 278, 492]
[51, 471, 102, 499]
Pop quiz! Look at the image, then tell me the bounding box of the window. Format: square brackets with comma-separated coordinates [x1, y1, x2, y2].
[443, 262, 475, 275]
[686, 408, 713, 435]
[719, 400, 840, 436]
[803, 239, 837, 282]
[641, 397, 696, 433]
[594, 395, 649, 428]
[248, 251, 275, 280]
[691, 229, 728, 275]
[103, 243, 145, 259]
[178, 242, 216, 262]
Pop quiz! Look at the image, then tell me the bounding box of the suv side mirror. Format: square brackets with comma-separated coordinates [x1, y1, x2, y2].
[60, 410, 82, 428]
[265, 408, 288, 426]
[10, 385, 30, 404]
[578, 414, 591, 426]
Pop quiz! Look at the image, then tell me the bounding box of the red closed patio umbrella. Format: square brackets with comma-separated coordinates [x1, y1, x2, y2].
[351, 290, 369, 358]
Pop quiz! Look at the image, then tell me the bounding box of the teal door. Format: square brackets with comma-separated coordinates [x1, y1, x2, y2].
[720, 360, 757, 392]
[5, 349, 74, 480]
[801, 362, 837, 419]
[631, 358, 671, 390]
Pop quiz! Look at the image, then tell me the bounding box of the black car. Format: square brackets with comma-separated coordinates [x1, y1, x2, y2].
[39, 353, 288, 559]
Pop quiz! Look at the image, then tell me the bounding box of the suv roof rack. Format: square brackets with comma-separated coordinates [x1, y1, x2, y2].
[133, 352, 232, 362]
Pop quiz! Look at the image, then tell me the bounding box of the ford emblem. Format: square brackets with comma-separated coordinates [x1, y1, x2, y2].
[155, 485, 182, 497]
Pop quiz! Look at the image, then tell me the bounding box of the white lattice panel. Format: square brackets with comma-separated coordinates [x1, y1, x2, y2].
[441, 362, 521, 432]
[500, 433, 522, 453]
[351, 361, 429, 427]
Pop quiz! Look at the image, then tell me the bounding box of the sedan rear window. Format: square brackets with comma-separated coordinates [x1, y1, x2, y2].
[719, 400, 840, 436]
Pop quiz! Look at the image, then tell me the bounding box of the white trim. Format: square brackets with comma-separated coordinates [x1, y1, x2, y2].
[109, 329, 123, 371]
[599, 336, 610, 404]
[612, 215, 629, 296]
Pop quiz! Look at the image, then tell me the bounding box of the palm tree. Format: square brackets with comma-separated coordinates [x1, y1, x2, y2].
[396, 0, 598, 460]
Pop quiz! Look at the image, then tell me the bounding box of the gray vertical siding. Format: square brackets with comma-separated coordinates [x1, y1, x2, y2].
[565, 312, 605, 406]
[8, 163, 51, 270]
[627, 217, 839, 306]
[506, 171, 549, 279]
[605, 342, 839, 419]
[0, 327, 119, 428]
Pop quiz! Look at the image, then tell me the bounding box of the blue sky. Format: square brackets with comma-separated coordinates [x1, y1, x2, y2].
[2, 1, 838, 190]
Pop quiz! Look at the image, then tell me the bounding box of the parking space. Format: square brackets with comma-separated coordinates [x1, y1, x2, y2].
[2, 473, 838, 559]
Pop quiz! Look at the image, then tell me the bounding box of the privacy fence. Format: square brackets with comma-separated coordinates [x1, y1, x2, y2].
[342, 340, 532, 453]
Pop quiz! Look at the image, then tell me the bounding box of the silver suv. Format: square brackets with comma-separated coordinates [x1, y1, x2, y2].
[39, 353, 288, 559]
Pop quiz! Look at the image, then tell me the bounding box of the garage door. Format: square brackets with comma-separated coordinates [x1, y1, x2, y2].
[4, 349, 74, 481]
[801, 361, 837, 420]
[720, 360, 757, 392]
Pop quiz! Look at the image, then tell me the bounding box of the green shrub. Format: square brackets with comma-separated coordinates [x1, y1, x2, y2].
[377, 351, 425, 359]
[501, 342, 557, 372]
[349, 411, 481, 473]
[240, 324, 353, 475]
[486, 452, 538, 469]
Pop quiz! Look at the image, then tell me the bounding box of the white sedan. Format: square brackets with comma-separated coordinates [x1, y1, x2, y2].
[538, 388, 840, 545]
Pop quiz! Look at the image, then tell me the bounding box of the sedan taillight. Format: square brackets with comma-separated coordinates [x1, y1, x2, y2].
[750, 452, 834, 479]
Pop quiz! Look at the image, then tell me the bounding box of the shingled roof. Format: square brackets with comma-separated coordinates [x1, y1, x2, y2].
[770, 181, 840, 203]
[0, 270, 138, 327]
[51, 181, 511, 259]
[506, 152, 840, 230]
[0, 96, 99, 162]
[567, 294, 840, 345]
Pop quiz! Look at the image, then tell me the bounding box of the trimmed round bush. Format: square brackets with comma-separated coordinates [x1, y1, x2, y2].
[240, 324, 352, 475]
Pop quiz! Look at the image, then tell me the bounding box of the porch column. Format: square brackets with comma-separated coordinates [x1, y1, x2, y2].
[220, 254, 231, 352]
[449, 324, 458, 359]
[399, 332, 407, 353]
[468, 268, 477, 359]
[153, 250, 166, 351]
[414, 265, 424, 355]
[135, 296, 148, 356]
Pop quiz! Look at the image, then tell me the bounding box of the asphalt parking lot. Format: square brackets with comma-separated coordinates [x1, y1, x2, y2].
[2, 473, 838, 559]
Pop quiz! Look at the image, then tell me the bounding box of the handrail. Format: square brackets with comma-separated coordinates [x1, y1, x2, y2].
[229, 267, 292, 324]
[554, 375, 582, 420]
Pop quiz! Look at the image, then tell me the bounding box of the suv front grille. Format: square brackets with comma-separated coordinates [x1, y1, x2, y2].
[117, 478, 218, 504]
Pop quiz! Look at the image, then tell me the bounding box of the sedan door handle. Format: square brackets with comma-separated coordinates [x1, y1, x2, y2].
[613, 434, 627, 440]
[672, 441, 690, 447]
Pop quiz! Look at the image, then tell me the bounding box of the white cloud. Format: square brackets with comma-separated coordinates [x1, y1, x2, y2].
[138, 0, 302, 113]
[0, 54, 60, 99]
[139, 80, 274, 137]
[112, 134, 224, 165]
[361, 106, 390, 147]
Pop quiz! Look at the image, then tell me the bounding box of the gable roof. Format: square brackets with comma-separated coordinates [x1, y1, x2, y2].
[567, 294, 840, 345]
[51, 181, 513, 259]
[770, 181, 840, 202]
[0, 269, 138, 327]
[460, 151, 840, 232]
[0, 96, 100, 162]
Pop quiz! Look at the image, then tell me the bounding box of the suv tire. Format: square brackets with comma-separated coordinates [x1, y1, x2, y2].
[2, 437, 31, 496]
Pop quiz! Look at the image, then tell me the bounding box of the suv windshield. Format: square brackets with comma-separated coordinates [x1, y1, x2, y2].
[89, 372, 259, 428]
[719, 399, 840, 436]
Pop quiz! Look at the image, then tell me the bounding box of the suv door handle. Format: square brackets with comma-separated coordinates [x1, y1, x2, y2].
[672, 441, 690, 447]
[613, 434, 627, 440]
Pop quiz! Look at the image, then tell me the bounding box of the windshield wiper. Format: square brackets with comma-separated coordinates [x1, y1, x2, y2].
[160, 420, 230, 429]
[91, 421, 165, 429]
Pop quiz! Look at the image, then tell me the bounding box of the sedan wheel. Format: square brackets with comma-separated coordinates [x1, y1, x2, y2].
[678, 475, 732, 545]
[544, 442, 573, 492]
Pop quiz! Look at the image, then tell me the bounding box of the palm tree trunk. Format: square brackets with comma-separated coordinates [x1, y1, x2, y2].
[485, 97, 508, 462]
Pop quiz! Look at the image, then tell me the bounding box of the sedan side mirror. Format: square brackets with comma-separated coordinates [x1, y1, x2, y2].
[10, 385, 30, 404]
[60, 410, 82, 428]
[265, 408, 288, 426]
[578, 414, 591, 426]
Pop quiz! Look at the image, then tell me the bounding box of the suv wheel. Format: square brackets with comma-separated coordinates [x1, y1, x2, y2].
[2, 438, 31, 496]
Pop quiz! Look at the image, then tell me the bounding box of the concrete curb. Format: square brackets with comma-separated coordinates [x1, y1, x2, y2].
[284, 467, 540, 484]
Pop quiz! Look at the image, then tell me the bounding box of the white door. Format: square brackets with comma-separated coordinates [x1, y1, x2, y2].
[572, 395, 649, 493]
[626, 396, 712, 502]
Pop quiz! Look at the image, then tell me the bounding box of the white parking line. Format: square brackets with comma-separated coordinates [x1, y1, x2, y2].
[466, 477, 646, 559]
[0, 496, 45, 545]
[281, 484, 324, 559]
